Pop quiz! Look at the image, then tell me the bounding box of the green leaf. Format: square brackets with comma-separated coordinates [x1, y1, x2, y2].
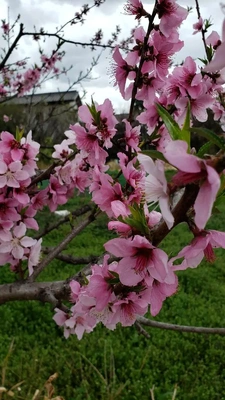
[124, 205, 150, 236]
[181, 101, 191, 148]
[141, 150, 167, 162]
[217, 173, 225, 196]
[156, 103, 181, 140]
[86, 98, 101, 125]
[213, 192, 225, 208]
[190, 127, 225, 150]
[197, 141, 213, 158]
[198, 57, 208, 65]
[15, 126, 24, 141]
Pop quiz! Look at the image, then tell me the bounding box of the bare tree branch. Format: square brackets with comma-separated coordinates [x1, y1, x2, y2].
[28, 208, 99, 282]
[42, 248, 99, 266]
[137, 316, 225, 335]
[0, 23, 24, 70]
[35, 204, 92, 240]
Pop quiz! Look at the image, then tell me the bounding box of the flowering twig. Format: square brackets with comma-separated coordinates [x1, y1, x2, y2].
[194, 0, 208, 58]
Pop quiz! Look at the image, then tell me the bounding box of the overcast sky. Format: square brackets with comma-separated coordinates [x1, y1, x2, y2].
[1, 0, 224, 112]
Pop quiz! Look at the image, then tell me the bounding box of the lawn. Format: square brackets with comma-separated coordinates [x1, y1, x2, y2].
[1, 190, 225, 400]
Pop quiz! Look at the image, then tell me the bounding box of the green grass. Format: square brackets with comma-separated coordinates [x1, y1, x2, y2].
[1, 192, 225, 399]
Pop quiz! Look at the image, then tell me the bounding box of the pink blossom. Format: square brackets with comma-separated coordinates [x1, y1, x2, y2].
[0, 195, 20, 222]
[70, 123, 107, 167]
[108, 220, 132, 237]
[137, 95, 168, 132]
[31, 188, 49, 211]
[47, 176, 68, 211]
[124, 0, 147, 19]
[0, 131, 24, 161]
[147, 276, 178, 316]
[90, 168, 123, 217]
[172, 56, 204, 99]
[53, 308, 68, 327]
[157, 0, 188, 38]
[0, 161, 30, 189]
[18, 205, 39, 230]
[138, 154, 174, 229]
[112, 47, 136, 99]
[3, 115, 10, 122]
[79, 99, 118, 148]
[64, 309, 96, 340]
[1, 22, 9, 34]
[206, 31, 221, 48]
[28, 238, 42, 275]
[175, 93, 213, 122]
[163, 140, 221, 229]
[193, 17, 203, 34]
[87, 255, 118, 311]
[104, 235, 169, 286]
[204, 19, 225, 72]
[145, 31, 183, 80]
[123, 120, 141, 152]
[171, 230, 225, 270]
[0, 222, 36, 259]
[110, 292, 148, 327]
[20, 131, 40, 162]
[70, 281, 81, 303]
[52, 140, 72, 160]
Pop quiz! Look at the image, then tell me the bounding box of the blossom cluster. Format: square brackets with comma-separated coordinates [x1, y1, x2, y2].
[52, 0, 225, 339]
[0, 52, 62, 98]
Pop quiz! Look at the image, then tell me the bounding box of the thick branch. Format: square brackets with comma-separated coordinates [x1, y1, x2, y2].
[0, 280, 69, 305]
[1, 281, 225, 336]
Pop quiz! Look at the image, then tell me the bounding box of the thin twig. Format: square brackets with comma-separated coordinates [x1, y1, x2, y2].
[28, 209, 98, 282]
[135, 321, 151, 339]
[128, 1, 157, 122]
[195, 0, 208, 58]
[42, 249, 99, 266]
[34, 205, 92, 240]
[137, 316, 225, 335]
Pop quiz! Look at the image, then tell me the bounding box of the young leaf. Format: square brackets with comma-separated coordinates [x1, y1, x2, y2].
[156, 103, 181, 140]
[15, 126, 24, 141]
[197, 141, 213, 158]
[190, 127, 225, 150]
[141, 149, 167, 162]
[181, 101, 191, 148]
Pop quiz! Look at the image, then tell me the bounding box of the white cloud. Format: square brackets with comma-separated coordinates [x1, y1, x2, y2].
[1, 0, 224, 113]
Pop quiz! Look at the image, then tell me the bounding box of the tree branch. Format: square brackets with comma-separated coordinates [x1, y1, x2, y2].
[42, 248, 99, 266]
[152, 184, 199, 246]
[22, 32, 116, 50]
[28, 209, 98, 282]
[35, 204, 92, 240]
[0, 23, 24, 70]
[137, 316, 225, 335]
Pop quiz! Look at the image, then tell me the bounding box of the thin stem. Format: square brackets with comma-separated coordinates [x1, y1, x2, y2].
[128, 1, 158, 122]
[194, 0, 208, 59]
[0, 23, 24, 70]
[138, 316, 225, 335]
[28, 209, 98, 282]
[34, 205, 92, 240]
